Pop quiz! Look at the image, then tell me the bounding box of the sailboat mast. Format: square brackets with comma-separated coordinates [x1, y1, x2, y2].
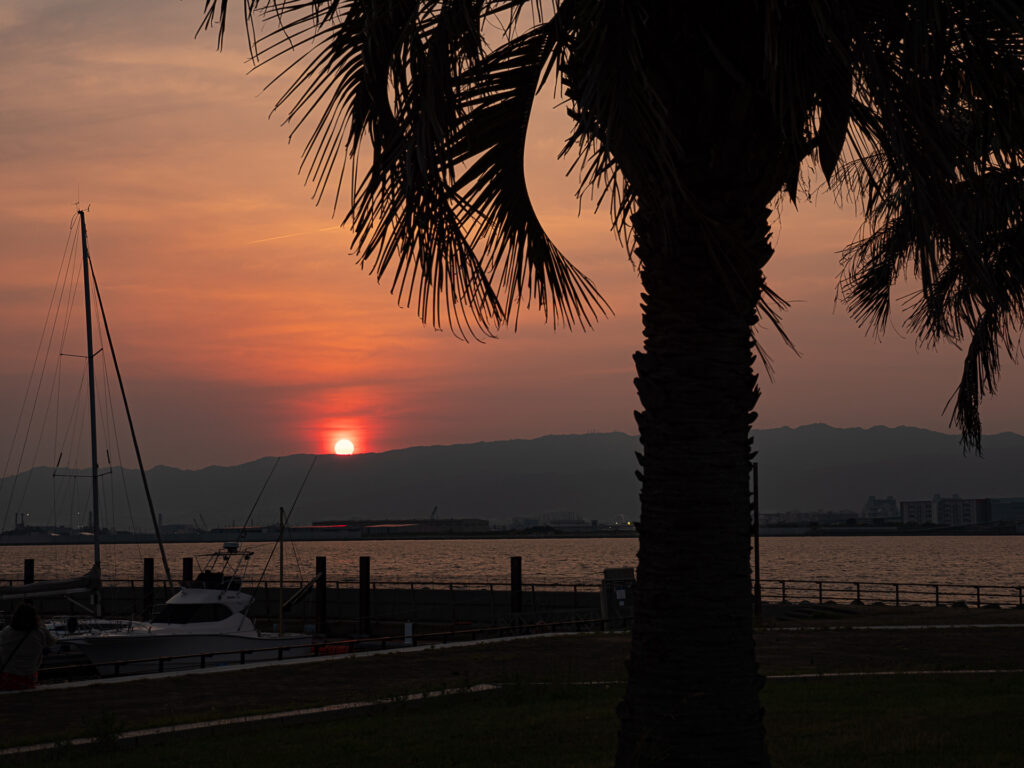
[79, 210, 102, 616]
[90, 262, 174, 587]
[279, 506, 285, 637]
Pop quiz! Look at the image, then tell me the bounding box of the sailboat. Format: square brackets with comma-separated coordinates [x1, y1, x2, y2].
[0, 209, 144, 612]
[3, 211, 313, 675]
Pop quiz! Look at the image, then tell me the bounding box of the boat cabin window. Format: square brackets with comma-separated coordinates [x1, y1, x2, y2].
[153, 603, 235, 624]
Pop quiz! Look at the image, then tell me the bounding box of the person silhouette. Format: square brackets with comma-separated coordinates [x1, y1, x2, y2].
[0, 603, 55, 691]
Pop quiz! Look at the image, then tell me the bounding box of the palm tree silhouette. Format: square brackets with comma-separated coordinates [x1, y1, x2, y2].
[202, 3, 1024, 765]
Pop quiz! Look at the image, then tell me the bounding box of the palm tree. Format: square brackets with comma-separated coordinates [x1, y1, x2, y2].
[201, 2, 1024, 764]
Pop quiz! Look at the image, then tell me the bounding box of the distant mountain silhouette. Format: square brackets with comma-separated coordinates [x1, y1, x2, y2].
[2, 433, 640, 530]
[3, 425, 1024, 530]
[753, 423, 1024, 514]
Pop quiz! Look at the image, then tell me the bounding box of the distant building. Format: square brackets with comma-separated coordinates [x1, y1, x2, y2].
[160, 523, 203, 534]
[900, 499, 934, 526]
[511, 517, 541, 529]
[760, 509, 854, 526]
[310, 518, 491, 536]
[936, 496, 990, 525]
[547, 518, 598, 531]
[988, 498, 1024, 523]
[862, 496, 900, 522]
[900, 495, 991, 526]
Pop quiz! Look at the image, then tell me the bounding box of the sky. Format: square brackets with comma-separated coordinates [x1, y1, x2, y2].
[2, 1, 1023, 471]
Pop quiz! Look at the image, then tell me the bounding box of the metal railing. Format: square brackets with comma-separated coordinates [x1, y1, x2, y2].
[762, 579, 1024, 608]
[14, 573, 1024, 615]
[1, 577, 602, 592]
[40, 615, 629, 681]
[2, 578, 606, 630]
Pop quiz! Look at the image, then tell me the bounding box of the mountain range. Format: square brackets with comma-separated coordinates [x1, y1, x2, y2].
[3, 424, 1023, 531]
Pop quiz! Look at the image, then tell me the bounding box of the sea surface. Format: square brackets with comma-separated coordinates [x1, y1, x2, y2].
[3, 536, 1024, 587]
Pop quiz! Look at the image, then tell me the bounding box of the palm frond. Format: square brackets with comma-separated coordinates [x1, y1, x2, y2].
[201, 0, 607, 338]
[825, 1, 1024, 450]
[560, 0, 677, 250]
[451, 9, 609, 328]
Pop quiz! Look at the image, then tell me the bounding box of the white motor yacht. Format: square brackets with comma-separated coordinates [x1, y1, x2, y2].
[65, 545, 313, 675]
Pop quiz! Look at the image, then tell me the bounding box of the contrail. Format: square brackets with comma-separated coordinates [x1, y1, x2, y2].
[248, 226, 338, 244]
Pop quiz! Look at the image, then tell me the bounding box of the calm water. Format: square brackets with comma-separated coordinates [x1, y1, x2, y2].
[3, 536, 1024, 586]
[0, 539, 637, 585]
[758, 535, 1024, 585]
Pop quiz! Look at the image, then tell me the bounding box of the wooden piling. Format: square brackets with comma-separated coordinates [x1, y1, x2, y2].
[359, 556, 371, 634]
[143, 557, 154, 617]
[511, 556, 522, 614]
[316, 555, 327, 634]
[23, 558, 34, 585]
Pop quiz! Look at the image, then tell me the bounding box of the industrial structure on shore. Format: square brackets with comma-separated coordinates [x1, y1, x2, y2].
[0, 515, 637, 544]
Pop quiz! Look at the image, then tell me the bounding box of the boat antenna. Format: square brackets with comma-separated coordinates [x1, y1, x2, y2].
[252, 455, 318, 591]
[86, 223, 174, 588]
[79, 210, 102, 616]
[235, 457, 281, 544]
[285, 454, 318, 524]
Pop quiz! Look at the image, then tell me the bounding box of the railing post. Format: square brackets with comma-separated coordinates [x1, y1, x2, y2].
[780, 580, 786, 603]
[855, 582, 861, 603]
[182, 557, 193, 584]
[817, 581, 823, 604]
[23, 559, 34, 585]
[976, 586, 981, 608]
[894, 583, 900, 607]
[1018, 586, 1022, 609]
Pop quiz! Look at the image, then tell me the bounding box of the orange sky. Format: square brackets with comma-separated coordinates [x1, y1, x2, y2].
[2, 2, 1023, 470]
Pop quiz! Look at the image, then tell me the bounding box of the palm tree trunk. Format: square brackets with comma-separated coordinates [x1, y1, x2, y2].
[615, 205, 771, 767]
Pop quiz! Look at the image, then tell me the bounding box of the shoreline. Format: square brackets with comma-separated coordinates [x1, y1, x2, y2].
[0, 530, 640, 546]
[5, 527, 1022, 545]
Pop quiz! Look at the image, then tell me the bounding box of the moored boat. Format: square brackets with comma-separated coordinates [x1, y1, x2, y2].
[65, 542, 312, 674]
[4, 212, 313, 676]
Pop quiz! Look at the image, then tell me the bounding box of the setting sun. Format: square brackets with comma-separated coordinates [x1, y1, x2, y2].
[334, 438, 355, 455]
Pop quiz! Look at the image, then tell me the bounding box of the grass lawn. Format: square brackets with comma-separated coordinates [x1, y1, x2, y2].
[764, 673, 1024, 768]
[23, 683, 620, 768]
[20, 673, 1024, 767]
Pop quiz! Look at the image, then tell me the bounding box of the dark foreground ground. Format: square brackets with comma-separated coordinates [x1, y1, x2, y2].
[5, 603, 1024, 753]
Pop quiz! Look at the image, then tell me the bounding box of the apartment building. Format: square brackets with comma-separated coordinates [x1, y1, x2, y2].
[899, 495, 992, 526]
